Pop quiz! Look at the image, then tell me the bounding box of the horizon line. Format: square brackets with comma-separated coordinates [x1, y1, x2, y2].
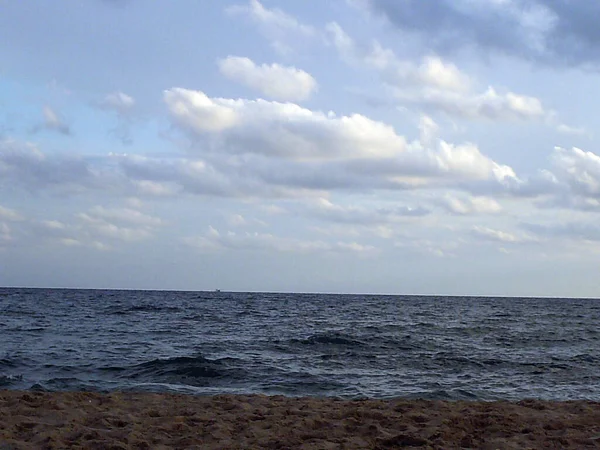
[1, 285, 599, 300]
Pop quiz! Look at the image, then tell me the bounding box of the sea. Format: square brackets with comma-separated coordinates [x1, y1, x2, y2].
[1, 288, 599, 401]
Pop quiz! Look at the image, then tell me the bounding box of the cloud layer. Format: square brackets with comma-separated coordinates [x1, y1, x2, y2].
[218, 56, 317, 101]
[369, 0, 600, 68]
[326, 21, 550, 121]
[3, 0, 600, 294]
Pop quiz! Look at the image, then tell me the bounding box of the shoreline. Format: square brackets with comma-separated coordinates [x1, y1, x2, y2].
[2, 390, 600, 449]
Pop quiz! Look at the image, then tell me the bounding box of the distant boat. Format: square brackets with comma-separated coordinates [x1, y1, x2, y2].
[214, 289, 221, 293]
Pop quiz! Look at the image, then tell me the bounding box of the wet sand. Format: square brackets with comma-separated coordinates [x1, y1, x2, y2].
[1, 391, 600, 449]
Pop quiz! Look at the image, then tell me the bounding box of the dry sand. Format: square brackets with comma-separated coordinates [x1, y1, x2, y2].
[1, 391, 600, 449]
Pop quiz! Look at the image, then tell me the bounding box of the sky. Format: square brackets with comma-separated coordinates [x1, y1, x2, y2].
[1, 0, 600, 296]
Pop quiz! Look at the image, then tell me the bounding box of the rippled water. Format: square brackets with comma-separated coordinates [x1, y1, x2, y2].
[1, 288, 599, 400]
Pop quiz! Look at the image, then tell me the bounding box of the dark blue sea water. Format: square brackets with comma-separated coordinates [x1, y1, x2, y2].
[1, 288, 599, 401]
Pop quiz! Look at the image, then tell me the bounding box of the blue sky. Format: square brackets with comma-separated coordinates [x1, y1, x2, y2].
[2, 0, 600, 296]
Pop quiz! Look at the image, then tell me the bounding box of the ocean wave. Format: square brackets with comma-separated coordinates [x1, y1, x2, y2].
[128, 305, 182, 313]
[421, 389, 480, 401]
[0, 358, 18, 368]
[4, 288, 600, 400]
[431, 353, 486, 370]
[102, 355, 246, 387]
[0, 356, 34, 369]
[292, 332, 366, 347]
[0, 374, 22, 387]
[570, 353, 598, 363]
[6, 327, 47, 332]
[106, 304, 182, 315]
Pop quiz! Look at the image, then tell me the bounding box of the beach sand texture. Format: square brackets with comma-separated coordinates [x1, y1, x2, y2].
[1, 391, 600, 449]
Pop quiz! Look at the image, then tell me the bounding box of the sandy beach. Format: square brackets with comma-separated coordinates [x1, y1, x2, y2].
[0, 391, 599, 449]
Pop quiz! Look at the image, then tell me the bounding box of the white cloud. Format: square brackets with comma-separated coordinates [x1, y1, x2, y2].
[471, 226, 526, 243]
[310, 224, 362, 239]
[368, 0, 600, 69]
[403, 56, 471, 93]
[132, 180, 181, 197]
[59, 238, 82, 247]
[326, 22, 549, 122]
[164, 88, 406, 159]
[163, 89, 518, 193]
[226, 0, 315, 54]
[25, 203, 164, 250]
[95, 91, 137, 144]
[308, 197, 429, 225]
[185, 226, 375, 254]
[0, 222, 13, 243]
[0, 205, 23, 221]
[78, 214, 153, 242]
[125, 197, 144, 209]
[394, 237, 460, 258]
[325, 22, 395, 71]
[75, 205, 163, 242]
[0, 222, 12, 243]
[218, 56, 317, 101]
[86, 206, 163, 227]
[556, 124, 588, 136]
[226, 213, 266, 228]
[522, 147, 600, 211]
[39, 106, 71, 135]
[326, 24, 469, 92]
[40, 220, 67, 231]
[537, 195, 600, 213]
[440, 195, 502, 215]
[6, 0, 600, 296]
[226, 0, 315, 37]
[117, 153, 262, 198]
[394, 56, 470, 93]
[0, 139, 95, 192]
[164, 89, 239, 133]
[391, 86, 547, 121]
[549, 146, 600, 196]
[227, 214, 247, 227]
[522, 222, 600, 243]
[98, 91, 136, 114]
[3, 107, 521, 205]
[260, 204, 287, 215]
[480, 145, 600, 213]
